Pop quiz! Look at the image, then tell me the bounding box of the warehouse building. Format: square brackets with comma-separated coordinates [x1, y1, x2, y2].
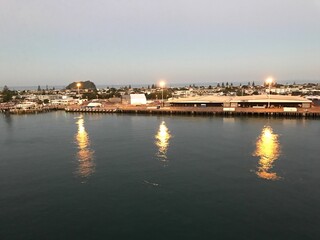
[122, 94, 147, 105]
[169, 95, 312, 108]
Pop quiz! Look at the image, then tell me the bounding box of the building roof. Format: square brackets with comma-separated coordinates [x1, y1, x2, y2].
[87, 102, 102, 107]
[169, 95, 311, 104]
[231, 95, 311, 103]
[170, 96, 232, 103]
[129, 94, 146, 99]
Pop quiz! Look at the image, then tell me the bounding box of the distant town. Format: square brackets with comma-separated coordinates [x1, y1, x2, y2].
[1, 80, 320, 117]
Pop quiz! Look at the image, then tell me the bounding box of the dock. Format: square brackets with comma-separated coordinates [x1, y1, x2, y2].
[65, 106, 320, 118]
[0, 105, 65, 114]
[2, 104, 320, 118]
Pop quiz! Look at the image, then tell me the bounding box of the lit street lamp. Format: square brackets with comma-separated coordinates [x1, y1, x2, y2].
[265, 77, 274, 108]
[159, 81, 166, 107]
[77, 83, 81, 96]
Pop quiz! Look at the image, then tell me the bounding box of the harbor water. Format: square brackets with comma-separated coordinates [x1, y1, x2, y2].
[0, 112, 320, 239]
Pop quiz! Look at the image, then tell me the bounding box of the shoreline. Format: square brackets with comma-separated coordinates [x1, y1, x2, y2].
[65, 106, 320, 118]
[2, 105, 320, 118]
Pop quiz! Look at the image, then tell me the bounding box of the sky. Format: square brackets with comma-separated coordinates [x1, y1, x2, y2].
[1, 0, 320, 87]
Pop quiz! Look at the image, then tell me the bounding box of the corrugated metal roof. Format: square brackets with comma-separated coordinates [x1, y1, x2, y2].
[169, 95, 311, 103]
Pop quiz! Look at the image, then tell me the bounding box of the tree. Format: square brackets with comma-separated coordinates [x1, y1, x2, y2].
[217, 83, 220, 88]
[2, 85, 15, 102]
[146, 89, 172, 100]
[37, 85, 41, 91]
[3, 85, 9, 92]
[82, 92, 98, 100]
[236, 89, 243, 96]
[252, 81, 255, 87]
[221, 82, 225, 88]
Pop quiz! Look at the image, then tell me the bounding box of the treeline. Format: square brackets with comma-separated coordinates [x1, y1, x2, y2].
[1, 86, 17, 102]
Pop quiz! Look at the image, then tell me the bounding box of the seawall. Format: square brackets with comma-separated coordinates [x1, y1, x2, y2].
[65, 106, 320, 118]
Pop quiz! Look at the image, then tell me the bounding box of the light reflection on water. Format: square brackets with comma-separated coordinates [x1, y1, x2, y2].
[75, 115, 95, 178]
[254, 125, 281, 180]
[155, 121, 172, 162]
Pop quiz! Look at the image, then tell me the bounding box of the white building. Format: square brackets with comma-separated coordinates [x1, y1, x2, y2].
[51, 96, 77, 106]
[87, 102, 102, 108]
[123, 94, 147, 105]
[15, 102, 37, 109]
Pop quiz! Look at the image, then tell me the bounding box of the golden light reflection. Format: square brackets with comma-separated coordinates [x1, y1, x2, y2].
[75, 116, 95, 178]
[254, 126, 280, 180]
[155, 121, 171, 161]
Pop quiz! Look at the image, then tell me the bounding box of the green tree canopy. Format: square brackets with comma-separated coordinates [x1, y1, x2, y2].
[2, 85, 15, 102]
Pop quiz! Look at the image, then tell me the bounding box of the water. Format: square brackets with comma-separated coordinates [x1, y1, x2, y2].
[1, 112, 320, 239]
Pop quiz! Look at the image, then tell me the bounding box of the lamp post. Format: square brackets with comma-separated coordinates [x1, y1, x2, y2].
[77, 83, 81, 96]
[159, 81, 165, 107]
[265, 77, 274, 108]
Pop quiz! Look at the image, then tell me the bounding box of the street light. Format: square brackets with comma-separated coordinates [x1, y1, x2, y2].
[77, 83, 81, 96]
[265, 77, 274, 108]
[159, 81, 166, 107]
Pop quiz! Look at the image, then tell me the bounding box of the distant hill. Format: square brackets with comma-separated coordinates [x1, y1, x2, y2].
[66, 81, 97, 90]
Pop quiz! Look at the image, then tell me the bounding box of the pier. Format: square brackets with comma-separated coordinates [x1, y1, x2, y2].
[0, 105, 65, 114]
[2, 103, 320, 118]
[65, 106, 320, 118]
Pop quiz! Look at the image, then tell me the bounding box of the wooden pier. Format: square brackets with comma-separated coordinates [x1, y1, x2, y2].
[2, 103, 320, 118]
[65, 106, 320, 118]
[0, 105, 65, 114]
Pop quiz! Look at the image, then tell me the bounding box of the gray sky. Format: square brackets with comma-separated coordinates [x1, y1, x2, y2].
[1, 0, 320, 86]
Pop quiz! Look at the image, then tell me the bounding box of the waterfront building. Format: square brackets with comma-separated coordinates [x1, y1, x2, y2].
[14, 102, 38, 110]
[169, 95, 312, 108]
[51, 96, 77, 106]
[122, 94, 147, 105]
[86, 102, 102, 108]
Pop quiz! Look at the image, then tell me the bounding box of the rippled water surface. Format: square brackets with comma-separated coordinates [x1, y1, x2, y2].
[1, 112, 320, 239]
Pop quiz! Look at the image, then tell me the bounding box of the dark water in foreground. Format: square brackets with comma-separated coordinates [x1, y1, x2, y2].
[1, 112, 320, 240]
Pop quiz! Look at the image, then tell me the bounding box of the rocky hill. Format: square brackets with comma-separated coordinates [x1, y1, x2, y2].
[66, 80, 97, 90]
